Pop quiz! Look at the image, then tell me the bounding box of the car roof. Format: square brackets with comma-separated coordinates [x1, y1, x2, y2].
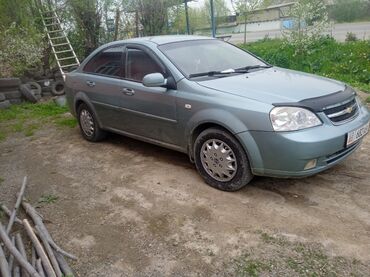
[110, 35, 214, 46]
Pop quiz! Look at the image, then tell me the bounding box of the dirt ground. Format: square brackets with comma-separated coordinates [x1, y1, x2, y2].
[1, 115, 370, 276]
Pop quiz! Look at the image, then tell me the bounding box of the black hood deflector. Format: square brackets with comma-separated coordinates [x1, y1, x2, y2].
[273, 86, 355, 112]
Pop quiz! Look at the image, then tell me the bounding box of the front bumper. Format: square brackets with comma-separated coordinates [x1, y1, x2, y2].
[237, 104, 370, 178]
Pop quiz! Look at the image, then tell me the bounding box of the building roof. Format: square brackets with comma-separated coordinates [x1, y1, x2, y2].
[252, 2, 296, 12]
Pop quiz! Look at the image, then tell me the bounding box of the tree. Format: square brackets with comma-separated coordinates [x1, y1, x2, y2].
[0, 0, 38, 27]
[231, 0, 264, 44]
[283, 0, 329, 57]
[0, 24, 44, 77]
[204, 0, 230, 30]
[135, 0, 168, 35]
[329, 0, 370, 23]
[0, 0, 47, 77]
[169, 4, 208, 34]
[69, 0, 102, 57]
[133, 0, 181, 36]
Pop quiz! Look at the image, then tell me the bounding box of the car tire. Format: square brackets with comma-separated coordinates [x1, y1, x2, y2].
[26, 82, 42, 96]
[51, 80, 65, 96]
[20, 84, 38, 103]
[3, 90, 22, 100]
[0, 78, 21, 89]
[0, 100, 11, 110]
[9, 99, 23, 105]
[194, 128, 253, 191]
[77, 103, 106, 142]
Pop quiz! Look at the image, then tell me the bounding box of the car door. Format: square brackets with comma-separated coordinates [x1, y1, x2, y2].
[80, 45, 131, 131]
[117, 45, 178, 145]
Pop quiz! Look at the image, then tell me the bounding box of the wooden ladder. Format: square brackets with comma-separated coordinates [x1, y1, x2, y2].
[40, 9, 80, 79]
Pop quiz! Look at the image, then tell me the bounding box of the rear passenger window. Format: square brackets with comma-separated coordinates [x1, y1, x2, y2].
[126, 48, 166, 82]
[84, 46, 124, 77]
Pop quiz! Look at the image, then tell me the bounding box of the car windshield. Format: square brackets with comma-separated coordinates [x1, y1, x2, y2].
[158, 39, 267, 79]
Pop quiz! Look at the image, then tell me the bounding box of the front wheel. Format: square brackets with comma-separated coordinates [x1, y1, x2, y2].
[77, 103, 106, 142]
[194, 128, 253, 191]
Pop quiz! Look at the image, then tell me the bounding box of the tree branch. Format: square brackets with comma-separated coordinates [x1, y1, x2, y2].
[0, 222, 41, 277]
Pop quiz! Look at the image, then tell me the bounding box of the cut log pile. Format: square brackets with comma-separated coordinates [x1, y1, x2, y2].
[0, 177, 76, 277]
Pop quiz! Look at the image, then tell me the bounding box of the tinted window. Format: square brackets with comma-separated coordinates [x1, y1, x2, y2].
[159, 40, 266, 78]
[84, 46, 124, 77]
[126, 48, 165, 82]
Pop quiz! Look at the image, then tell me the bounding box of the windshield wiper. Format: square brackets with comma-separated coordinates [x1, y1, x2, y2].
[189, 69, 236, 79]
[188, 65, 272, 78]
[234, 65, 272, 72]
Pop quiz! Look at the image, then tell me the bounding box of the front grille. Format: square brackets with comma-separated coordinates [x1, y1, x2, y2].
[323, 97, 358, 124]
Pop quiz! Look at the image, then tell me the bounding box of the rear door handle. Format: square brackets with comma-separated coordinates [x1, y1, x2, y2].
[122, 88, 135, 96]
[86, 80, 95, 87]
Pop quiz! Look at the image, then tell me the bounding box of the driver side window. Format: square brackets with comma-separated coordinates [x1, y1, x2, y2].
[126, 48, 166, 82]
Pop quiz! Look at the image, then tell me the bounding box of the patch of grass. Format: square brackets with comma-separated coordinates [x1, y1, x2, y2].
[38, 194, 59, 204]
[235, 256, 271, 277]
[0, 101, 72, 141]
[55, 117, 77, 128]
[258, 231, 288, 246]
[286, 243, 333, 276]
[241, 37, 370, 92]
[260, 232, 277, 244]
[24, 124, 40, 137]
[0, 177, 3, 185]
[231, 233, 369, 276]
[12, 121, 24, 132]
[0, 102, 68, 123]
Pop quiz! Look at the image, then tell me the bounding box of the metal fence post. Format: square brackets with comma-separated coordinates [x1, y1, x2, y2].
[210, 0, 216, 37]
[185, 0, 190, 35]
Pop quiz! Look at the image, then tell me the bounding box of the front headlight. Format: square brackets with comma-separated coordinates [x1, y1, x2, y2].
[270, 106, 322, 131]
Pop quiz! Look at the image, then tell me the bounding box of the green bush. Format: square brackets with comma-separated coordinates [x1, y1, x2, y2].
[241, 37, 370, 92]
[329, 0, 370, 23]
[0, 24, 45, 78]
[345, 32, 358, 42]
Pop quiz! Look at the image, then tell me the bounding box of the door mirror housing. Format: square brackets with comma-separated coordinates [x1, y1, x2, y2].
[143, 73, 167, 87]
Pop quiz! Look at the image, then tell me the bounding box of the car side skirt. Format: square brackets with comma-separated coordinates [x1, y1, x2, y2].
[104, 126, 188, 154]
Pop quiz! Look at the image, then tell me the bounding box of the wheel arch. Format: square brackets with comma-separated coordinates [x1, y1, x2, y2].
[73, 92, 104, 128]
[188, 121, 252, 164]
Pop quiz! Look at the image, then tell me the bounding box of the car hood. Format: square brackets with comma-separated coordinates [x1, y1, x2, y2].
[196, 67, 345, 104]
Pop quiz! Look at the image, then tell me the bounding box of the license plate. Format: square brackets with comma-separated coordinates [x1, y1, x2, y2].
[346, 123, 369, 146]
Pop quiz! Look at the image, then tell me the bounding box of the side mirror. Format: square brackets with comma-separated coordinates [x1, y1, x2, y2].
[143, 73, 167, 87]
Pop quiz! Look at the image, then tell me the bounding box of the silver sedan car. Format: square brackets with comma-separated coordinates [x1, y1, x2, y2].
[65, 35, 370, 191]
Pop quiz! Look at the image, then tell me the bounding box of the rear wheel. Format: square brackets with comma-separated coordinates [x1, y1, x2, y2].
[194, 128, 253, 191]
[77, 103, 106, 142]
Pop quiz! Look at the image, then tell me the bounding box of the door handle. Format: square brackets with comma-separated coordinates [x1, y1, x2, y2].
[86, 80, 95, 87]
[122, 88, 135, 96]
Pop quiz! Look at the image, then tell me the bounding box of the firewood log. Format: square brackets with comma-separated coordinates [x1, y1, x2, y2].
[0, 222, 40, 277]
[23, 220, 56, 277]
[7, 176, 27, 234]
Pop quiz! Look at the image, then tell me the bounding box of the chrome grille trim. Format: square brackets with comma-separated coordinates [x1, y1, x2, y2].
[327, 102, 357, 118]
[323, 97, 359, 124]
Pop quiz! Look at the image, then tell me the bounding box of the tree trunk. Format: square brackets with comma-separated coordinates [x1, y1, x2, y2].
[114, 8, 120, 41]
